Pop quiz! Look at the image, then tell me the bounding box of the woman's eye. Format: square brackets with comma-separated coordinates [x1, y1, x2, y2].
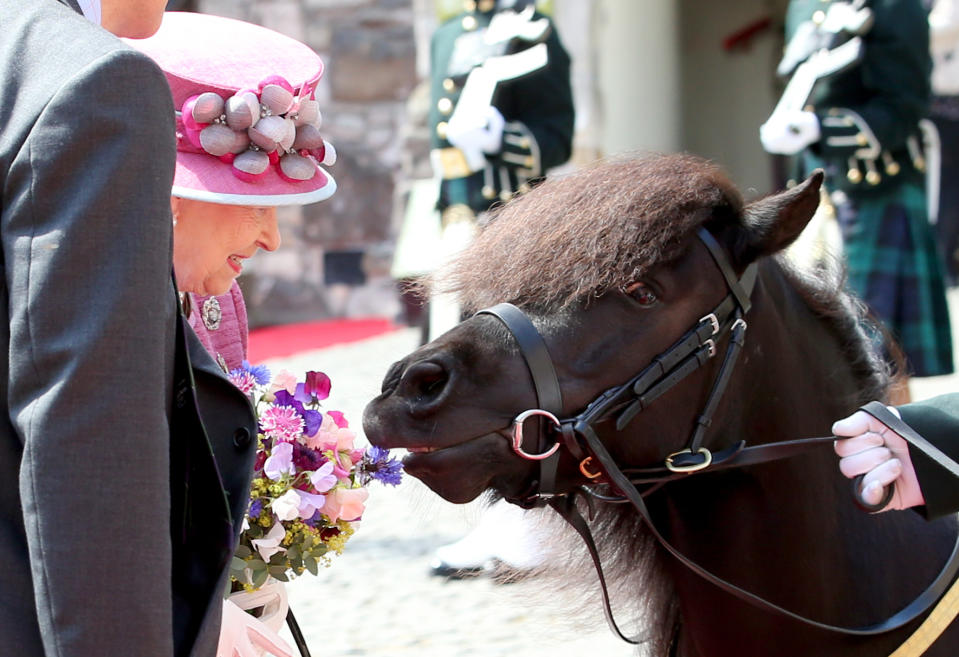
[623, 282, 658, 307]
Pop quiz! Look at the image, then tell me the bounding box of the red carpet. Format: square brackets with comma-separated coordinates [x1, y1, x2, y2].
[248, 317, 401, 362]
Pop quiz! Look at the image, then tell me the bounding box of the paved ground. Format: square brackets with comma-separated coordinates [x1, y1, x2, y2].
[261, 288, 959, 657]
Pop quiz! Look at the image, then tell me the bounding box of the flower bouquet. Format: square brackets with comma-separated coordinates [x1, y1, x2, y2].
[227, 362, 402, 592]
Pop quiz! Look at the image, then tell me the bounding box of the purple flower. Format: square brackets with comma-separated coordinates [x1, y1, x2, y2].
[249, 498, 263, 520]
[303, 509, 324, 528]
[294, 489, 326, 519]
[264, 442, 295, 480]
[359, 446, 404, 486]
[292, 443, 324, 471]
[272, 390, 322, 437]
[301, 409, 322, 437]
[241, 360, 271, 386]
[309, 460, 337, 493]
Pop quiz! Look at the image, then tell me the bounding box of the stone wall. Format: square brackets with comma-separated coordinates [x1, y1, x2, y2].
[197, 0, 418, 327]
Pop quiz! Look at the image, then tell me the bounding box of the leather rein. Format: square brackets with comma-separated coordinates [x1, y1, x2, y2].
[475, 227, 959, 645]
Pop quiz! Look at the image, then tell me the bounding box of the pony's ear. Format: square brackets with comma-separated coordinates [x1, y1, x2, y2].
[739, 170, 824, 261]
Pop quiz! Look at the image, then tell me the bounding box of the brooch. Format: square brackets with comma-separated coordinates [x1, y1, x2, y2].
[202, 296, 222, 331]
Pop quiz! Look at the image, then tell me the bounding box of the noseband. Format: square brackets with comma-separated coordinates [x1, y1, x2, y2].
[475, 227, 959, 645]
[476, 228, 755, 501]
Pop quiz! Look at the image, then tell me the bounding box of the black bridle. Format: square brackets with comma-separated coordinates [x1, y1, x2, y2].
[475, 227, 959, 644]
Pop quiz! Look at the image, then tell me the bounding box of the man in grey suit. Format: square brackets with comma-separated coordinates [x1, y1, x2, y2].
[0, 1, 259, 655]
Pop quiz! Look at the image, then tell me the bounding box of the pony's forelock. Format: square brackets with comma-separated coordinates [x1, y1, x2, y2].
[431, 153, 745, 314]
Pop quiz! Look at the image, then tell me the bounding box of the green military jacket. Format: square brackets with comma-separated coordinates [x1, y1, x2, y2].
[429, 1, 574, 214]
[899, 393, 959, 519]
[783, 0, 931, 194]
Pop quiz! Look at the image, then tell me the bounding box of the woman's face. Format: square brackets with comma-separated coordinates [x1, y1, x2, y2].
[171, 197, 281, 296]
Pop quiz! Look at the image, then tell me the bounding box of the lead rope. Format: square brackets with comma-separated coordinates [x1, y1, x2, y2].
[553, 323, 959, 643]
[286, 608, 312, 657]
[567, 420, 959, 638]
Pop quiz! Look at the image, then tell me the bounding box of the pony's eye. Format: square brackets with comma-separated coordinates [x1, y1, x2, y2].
[623, 282, 658, 307]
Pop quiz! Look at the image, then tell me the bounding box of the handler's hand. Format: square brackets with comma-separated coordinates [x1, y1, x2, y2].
[760, 110, 821, 155]
[217, 599, 293, 657]
[833, 409, 925, 511]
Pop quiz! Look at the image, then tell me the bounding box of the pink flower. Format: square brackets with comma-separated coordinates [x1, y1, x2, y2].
[335, 428, 356, 452]
[270, 369, 298, 394]
[327, 410, 348, 428]
[260, 405, 305, 443]
[349, 449, 365, 465]
[264, 442, 295, 480]
[305, 371, 331, 400]
[304, 415, 356, 451]
[332, 461, 351, 481]
[229, 370, 257, 395]
[324, 487, 369, 522]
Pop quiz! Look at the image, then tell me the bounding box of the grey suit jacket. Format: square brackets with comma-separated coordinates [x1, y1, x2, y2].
[0, 1, 257, 655]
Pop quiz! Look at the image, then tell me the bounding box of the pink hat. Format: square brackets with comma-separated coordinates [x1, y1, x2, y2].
[126, 12, 336, 206]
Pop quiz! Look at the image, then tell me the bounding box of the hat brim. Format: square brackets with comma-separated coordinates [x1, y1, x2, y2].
[172, 152, 336, 206]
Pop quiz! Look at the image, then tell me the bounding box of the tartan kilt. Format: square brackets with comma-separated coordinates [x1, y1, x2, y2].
[833, 180, 954, 377]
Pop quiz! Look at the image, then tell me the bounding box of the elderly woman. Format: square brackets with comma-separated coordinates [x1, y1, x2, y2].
[133, 12, 337, 374]
[128, 11, 337, 657]
[173, 199, 280, 372]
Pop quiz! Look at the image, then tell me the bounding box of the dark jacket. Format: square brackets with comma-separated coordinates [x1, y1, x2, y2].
[899, 393, 959, 519]
[0, 1, 257, 654]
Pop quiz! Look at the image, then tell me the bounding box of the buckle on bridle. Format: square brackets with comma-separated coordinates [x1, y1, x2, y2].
[665, 447, 713, 473]
[511, 409, 562, 460]
[701, 313, 720, 335]
[579, 456, 603, 479]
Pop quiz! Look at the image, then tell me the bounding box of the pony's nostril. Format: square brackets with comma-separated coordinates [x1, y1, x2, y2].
[381, 360, 405, 394]
[402, 361, 449, 404]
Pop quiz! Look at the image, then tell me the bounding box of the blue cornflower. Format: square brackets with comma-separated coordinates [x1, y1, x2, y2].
[241, 360, 272, 386]
[360, 446, 403, 486]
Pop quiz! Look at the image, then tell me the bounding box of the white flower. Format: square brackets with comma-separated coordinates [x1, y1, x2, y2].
[251, 521, 287, 561]
[271, 489, 301, 522]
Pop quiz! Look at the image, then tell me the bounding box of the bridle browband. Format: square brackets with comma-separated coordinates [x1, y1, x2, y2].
[475, 227, 959, 645]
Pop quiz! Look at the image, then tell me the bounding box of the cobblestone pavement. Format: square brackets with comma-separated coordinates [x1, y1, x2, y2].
[263, 289, 959, 657]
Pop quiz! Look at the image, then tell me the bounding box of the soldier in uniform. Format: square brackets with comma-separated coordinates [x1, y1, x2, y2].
[761, 0, 954, 395]
[425, 0, 574, 578]
[427, 0, 574, 341]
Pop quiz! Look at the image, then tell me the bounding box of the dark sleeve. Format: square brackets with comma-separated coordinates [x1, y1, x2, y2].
[4, 49, 178, 655]
[815, 0, 930, 158]
[898, 393, 959, 519]
[493, 19, 575, 175]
